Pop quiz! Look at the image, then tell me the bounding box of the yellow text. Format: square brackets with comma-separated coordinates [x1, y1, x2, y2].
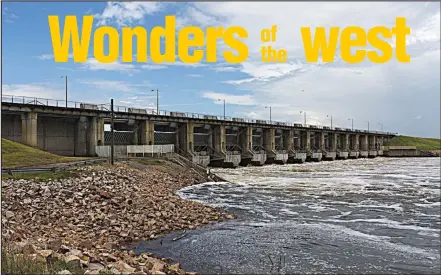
[48, 15, 249, 64]
[300, 17, 410, 63]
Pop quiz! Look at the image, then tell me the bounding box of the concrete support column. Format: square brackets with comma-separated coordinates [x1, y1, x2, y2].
[207, 127, 213, 148]
[178, 122, 194, 153]
[239, 127, 252, 152]
[305, 131, 311, 152]
[283, 130, 294, 151]
[213, 125, 226, 154]
[319, 132, 325, 150]
[331, 133, 337, 151]
[132, 126, 139, 145]
[370, 135, 376, 150]
[343, 134, 349, 151]
[354, 134, 360, 150]
[75, 116, 88, 156]
[378, 136, 384, 149]
[21, 112, 38, 147]
[360, 135, 368, 151]
[87, 117, 98, 156]
[263, 128, 275, 152]
[97, 118, 105, 145]
[140, 120, 155, 145]
[278, 131, 284, 149]
[294, 132, 301, 150]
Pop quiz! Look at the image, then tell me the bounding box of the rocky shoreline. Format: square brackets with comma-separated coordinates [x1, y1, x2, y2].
[2, 160, 234, 274]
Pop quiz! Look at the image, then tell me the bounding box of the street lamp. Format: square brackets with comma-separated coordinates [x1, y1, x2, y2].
[327, 115, 333, 129]
[151, 89, 159, 115]
[218, 99, 226, 119]
[265, 106, 272, 124]
[348, 118, 353, 130]
[378, 122, 383, 132]
[300, 111, 306, 126]
[365, 120, 370, 132]
[60, 75, 67, 107]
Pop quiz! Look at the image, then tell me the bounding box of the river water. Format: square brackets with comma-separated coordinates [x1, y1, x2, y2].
[136, 157, 440, 274]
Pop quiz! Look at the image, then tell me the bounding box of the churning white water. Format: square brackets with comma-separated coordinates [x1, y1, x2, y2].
[140, 157, 441, 274]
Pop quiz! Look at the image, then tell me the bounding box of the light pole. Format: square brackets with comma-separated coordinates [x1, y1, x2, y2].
[265, 106, 272, 124]
[218, 99, 226, 119]
[348, 118, 353, 130]
[151, 89, 159, 115]
[327, 115, 333, 129]
[110, 99, 114, 165]
[61, 75, 67, 107]
[365, 120, 370, 132]
[378, 122, 383, 132]
[300, 111, 306, 126]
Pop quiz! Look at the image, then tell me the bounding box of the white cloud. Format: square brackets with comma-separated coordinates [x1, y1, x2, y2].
[222, 78, 256, 85]
[142, 60, 209, 69]
[176, 5, 223, 29]
[2, 7, 19, 24]
[187, 74, 203, 78]
[76, 79, 158, 108]
[94, 2, 162, 27]
[2, 83, 63, 99]
[201, 91, 257, 106]
[141, 64, 168, 70]
[81, 58, 139, 74]
[37, 53, 73, 60]
[167, 61, 207, 68]
[213, 66, 240, 72]
[77, 79, 151, 93]
[185, 2, 440, 137]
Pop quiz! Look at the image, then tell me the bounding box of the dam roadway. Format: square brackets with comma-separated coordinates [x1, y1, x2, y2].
[1, 95, 395, 167]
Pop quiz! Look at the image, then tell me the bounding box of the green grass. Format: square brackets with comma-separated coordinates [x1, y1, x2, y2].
[135, 158, 164, 165]
[1, 171, 77, 181]
[384, 136, 441, 151]
[1, 247, 85, 275]
[1, 138, 89, 169]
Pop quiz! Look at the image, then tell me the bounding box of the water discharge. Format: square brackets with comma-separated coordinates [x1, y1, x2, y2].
[137, 157, 440, 274]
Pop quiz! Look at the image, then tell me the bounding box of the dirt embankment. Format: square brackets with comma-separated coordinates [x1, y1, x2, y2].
[2, 160, 233, 274]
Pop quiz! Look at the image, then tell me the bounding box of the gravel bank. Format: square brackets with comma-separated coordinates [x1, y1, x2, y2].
[2, 161, 234, 274]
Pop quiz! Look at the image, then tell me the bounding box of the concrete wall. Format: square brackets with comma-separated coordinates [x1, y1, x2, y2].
[38, 116, 76, 156]
[2, 113, 102, 156]
[384, 148, 418, 157]
[2, 114, 22, 142]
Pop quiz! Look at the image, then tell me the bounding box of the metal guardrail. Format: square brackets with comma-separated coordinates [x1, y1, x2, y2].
[95, 145, 175, 158]
[1, 158, 107, 174]
[1, 94, 395, 135]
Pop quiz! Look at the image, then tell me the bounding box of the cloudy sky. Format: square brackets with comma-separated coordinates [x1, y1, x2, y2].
[1, 1, 440, 138]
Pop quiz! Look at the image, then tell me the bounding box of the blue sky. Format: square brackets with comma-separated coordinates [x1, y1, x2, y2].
[1, 1, 440, 138]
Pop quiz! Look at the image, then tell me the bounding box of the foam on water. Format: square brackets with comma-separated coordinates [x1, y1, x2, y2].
[172, 157, 440, 274]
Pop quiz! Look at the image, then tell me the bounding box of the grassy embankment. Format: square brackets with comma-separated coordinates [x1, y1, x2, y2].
[1, 138, 89, 169]
[384, 136, 441, 151]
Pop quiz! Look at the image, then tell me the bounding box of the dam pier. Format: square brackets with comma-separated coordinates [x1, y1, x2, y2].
[1, 95, 394, 167]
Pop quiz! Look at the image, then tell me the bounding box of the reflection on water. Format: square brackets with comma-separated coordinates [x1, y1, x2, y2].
[137, 157, 441, 274]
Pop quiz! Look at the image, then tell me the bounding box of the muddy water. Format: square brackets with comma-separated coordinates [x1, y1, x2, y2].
[135, 157, 440, 274]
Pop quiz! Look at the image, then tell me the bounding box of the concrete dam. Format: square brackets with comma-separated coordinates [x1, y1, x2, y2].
[1, 95, 395, 167]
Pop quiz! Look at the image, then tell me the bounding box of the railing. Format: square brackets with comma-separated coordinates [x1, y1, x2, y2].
[95, 144, 174, 158]
[2, 94, 395, 135]
[252, 145, 266, 153]
[1, 159, 107, 174]
[194, 144, 223, 160]
[175, 147, 193, 160]
[226, 143, 243, 153]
